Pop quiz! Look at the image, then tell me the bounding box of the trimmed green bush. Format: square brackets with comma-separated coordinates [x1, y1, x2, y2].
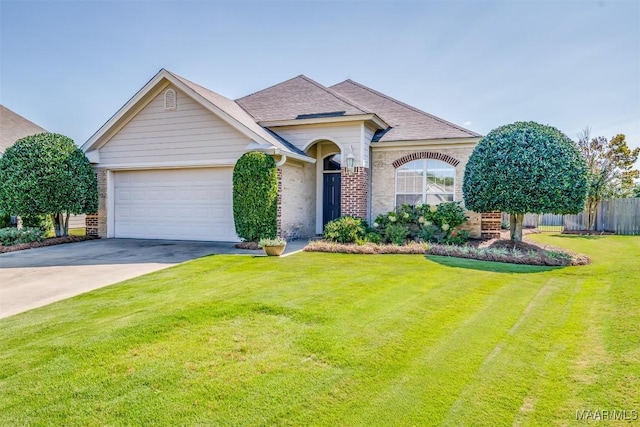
[0, 227, 43, 246]
[323, 216, 367, 243]
[232, 152, 278, 242]
[463, 121, 588, 241]
[0, 133, 98, 237]
[0, 212, 12, 229]
[384, 223, 410, 245]
[21, 214, 53, 235]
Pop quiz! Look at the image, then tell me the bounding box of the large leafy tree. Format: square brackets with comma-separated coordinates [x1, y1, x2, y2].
[576, 128, 639, 230]
[0, 133, 98, 237]
[463, 121, 588, 241]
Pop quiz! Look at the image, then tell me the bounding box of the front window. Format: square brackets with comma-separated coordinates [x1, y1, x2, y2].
[395, 159, 455, 206]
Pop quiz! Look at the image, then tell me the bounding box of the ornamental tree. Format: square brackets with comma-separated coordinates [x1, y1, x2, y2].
[463, 121, 588, 241]
[576, 128, 639, 230]
[232, 152, 278, 242]
[0, 133, 98, 237]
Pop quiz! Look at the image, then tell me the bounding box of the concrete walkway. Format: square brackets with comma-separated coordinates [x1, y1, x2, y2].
[0, 238, 307, 319]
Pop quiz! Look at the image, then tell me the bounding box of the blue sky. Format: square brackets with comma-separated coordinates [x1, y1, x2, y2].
[1, 0, 639, 166]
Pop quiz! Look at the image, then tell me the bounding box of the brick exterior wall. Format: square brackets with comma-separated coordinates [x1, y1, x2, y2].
[85, 214, 99, 236]
[341, 167, 368, 219]
[481, 211, 501, 239]
[371, 147, 481, 238]
[279, 161, 316, 239]
[92, 167, 108, 238]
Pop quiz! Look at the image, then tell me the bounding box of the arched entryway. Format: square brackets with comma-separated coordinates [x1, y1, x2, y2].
[305, 139, 343, 234]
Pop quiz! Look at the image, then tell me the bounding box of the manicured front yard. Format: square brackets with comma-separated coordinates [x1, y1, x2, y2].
[1, 234, 638, 426]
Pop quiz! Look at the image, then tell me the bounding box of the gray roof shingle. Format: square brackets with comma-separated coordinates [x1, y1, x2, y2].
[330, 79, 481, 141]
[236, 75, 371, 122]
[0, 105, 47, 155]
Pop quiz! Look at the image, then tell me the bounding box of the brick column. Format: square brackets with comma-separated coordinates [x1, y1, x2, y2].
[341, 167, 368, 219]
[481, 211, 501, 239]
[85, 215, 99, 236]
[90, 167, 108, 238]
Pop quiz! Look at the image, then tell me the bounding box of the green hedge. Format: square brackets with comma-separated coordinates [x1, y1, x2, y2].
[232, 152, 278, 242]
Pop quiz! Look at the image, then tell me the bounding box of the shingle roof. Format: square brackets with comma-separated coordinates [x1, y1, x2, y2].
[330, 79, 481, 141]
[167, 71, 304, 155]
[0, 105, 47, 155]
[236, 75, 371, 122]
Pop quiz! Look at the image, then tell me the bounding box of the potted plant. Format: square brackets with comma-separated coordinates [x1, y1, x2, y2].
[258, 237, 287, 256]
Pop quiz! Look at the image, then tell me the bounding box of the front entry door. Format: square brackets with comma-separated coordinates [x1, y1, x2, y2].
[323, 173, 341, 227]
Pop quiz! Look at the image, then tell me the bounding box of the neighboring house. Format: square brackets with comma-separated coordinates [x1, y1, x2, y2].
[82, 69, 484, 241]
[0, 104, 47, 156]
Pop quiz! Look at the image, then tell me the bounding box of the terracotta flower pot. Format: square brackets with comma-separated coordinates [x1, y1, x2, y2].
[263, 244, 286, 256]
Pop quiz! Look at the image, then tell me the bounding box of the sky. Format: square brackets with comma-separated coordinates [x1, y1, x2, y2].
[1, 0, 639, 167]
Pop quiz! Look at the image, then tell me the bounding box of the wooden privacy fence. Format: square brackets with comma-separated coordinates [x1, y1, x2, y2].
[501, 198, 640, 235]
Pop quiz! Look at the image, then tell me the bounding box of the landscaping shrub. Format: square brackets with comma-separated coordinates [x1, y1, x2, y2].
[364, 231, 382, 244]
[323, 216, 367, 243]
[0, 227, 44, 246]
[0, 133, 98, 237]
[384, 223, 409, 245]
[0, 212, 12, 228]
[373, 202, 468, 245]
[20, 214, 53, 235]
[232, 152, 278, 242]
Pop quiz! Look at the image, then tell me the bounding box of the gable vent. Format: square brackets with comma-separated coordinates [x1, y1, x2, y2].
[164, 89, 177, 110]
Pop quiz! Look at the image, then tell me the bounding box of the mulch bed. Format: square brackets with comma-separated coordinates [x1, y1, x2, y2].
[234, 241, 261, 250]
[0, 235, 100, 254]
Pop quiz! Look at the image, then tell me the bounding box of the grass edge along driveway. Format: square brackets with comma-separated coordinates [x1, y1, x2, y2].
[1, 234, 638, 426]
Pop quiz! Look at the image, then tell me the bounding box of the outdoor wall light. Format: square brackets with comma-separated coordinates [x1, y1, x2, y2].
[346, 153, 356, 175]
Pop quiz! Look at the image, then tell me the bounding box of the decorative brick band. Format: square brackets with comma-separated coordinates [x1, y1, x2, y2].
[341, 167, 368, 219]
[481, 211, 501, 239]
[392, 152, 460, 168]
[276, 168, 283, 236]
[86, 214, 99, 236]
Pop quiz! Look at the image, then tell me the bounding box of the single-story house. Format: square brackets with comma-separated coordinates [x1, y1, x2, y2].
[82, 69, 493, 241]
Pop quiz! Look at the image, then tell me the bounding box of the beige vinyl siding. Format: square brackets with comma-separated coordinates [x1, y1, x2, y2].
[99, 85, 250, 165]
[271, 122, 364, 162]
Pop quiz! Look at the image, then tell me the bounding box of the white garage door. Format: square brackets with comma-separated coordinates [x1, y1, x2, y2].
[113, 168, 237, 241]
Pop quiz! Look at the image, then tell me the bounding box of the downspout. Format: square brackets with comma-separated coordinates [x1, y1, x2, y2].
[275, 155, 287, 167]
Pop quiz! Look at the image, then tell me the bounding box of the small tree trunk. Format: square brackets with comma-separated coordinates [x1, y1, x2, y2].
[587, 199, 598, 231]
[64, 212, 70, 236]
[52, 213, 69, 237]
[511, 213, 524, 242]
[510, 213, 516, 237]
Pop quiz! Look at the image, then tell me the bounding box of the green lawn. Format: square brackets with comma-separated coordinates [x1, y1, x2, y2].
[1, 235, 638, 426]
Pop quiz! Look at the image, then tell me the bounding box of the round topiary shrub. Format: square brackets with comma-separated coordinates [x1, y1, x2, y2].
[463, 121, 587, 241]
[232, 152, 278, 242]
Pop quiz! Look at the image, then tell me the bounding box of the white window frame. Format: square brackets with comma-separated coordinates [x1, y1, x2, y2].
[395, 159, 455, 206]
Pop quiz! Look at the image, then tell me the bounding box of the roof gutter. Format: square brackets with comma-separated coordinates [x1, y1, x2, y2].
[259, 113, 389, 130]
[249, 145, 316, 165]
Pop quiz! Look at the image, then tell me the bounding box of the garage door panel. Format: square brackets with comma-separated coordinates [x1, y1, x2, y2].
[113, 168, 237, 241]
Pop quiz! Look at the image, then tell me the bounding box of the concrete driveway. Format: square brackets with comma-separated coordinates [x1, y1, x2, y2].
[0, 239, 265, 319]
